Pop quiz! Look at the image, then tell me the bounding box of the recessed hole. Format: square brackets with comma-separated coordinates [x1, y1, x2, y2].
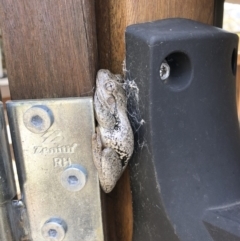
[160, 52, 192, 91]
[48, 229, 57, 237]
[68, 175, 79, 185]
[31, 115, 43, 128]
[231, 48, 237, 76]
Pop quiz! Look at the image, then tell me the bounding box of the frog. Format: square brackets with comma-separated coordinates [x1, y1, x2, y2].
[92, 69, 134, 193]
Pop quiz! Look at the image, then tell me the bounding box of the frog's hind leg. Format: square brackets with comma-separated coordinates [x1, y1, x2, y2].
[100, 148, 122, 193]
[92, 128, 122, 193]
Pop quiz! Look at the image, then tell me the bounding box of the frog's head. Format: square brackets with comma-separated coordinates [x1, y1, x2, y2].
[96, 69, 126, 108]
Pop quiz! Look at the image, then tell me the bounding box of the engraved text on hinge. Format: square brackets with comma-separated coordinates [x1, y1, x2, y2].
[33, 143, 78, 154]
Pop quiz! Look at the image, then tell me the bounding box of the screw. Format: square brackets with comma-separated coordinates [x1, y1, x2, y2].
[41, 218, 67, 241]
[159, 60, 170, 80]
[23, 106, 53, 134]
[61, 164, 87, 192]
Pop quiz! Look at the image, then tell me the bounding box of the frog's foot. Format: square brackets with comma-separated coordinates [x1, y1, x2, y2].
[99, 148, 122, 193]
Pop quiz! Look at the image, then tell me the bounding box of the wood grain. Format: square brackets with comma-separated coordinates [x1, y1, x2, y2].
[0, 0, 97, 100]
[95, 1, 215, 241]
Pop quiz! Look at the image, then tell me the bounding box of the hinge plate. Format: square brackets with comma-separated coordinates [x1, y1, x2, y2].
[7, 97, 104, 241]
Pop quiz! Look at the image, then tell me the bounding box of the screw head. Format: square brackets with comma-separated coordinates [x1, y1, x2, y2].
[41, 218, 67, 241]
[61, 165, 87, 192]
[23, 106, 53, 133]
[159, 60, 170, 80]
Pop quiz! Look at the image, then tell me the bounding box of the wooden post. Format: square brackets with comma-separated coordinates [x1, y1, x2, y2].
[0, 0, 97, 100]
[95, 1, 215, 241]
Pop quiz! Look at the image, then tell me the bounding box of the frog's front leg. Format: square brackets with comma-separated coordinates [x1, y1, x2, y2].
[92, 128, 122, 193]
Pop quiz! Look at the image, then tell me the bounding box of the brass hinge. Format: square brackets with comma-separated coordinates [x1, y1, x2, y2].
[0, 98, 104, 241]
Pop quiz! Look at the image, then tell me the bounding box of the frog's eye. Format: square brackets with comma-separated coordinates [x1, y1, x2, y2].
[105, 81, 115, 92]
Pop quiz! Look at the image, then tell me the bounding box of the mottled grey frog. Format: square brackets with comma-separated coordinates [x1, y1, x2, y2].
[92, 69, 134, 193]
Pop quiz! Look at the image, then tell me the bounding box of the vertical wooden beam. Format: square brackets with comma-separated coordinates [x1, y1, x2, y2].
[95, 1, 215, 241]
[0, 0, 97, 99]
